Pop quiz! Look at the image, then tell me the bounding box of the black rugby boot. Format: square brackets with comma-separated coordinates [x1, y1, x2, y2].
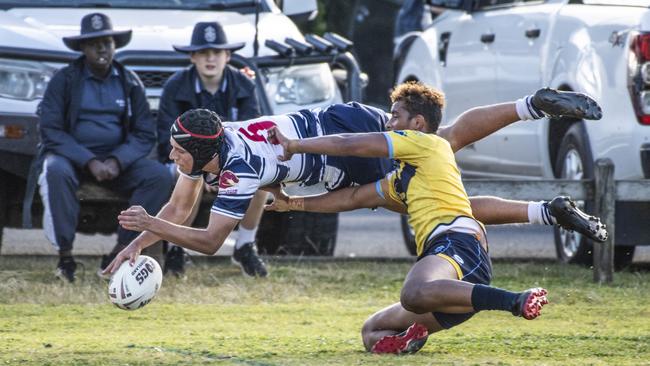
[532, 88, 603, 120]
[548, 196, 608, 243]
[511, 288, 549, 320]
[232, 242, 268, 277]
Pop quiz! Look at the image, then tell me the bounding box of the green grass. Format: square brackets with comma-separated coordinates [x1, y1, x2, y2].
[1, 256, 650, 365]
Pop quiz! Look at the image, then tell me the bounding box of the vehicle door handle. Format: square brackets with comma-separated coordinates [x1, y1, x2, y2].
[480, 33, 495, 44]
[525, 28, 541, 39]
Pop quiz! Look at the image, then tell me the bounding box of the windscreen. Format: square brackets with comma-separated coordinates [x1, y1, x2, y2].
[0, 0, 271, 13]
[580, 0, 650, 7]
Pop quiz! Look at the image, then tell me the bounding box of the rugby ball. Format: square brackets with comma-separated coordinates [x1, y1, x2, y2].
[108, 255, 162, 310]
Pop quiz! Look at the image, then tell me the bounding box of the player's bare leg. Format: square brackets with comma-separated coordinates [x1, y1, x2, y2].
[366, 249, 548, 354]
[469, 196, 608, 242]
[362, 302, 441, 354]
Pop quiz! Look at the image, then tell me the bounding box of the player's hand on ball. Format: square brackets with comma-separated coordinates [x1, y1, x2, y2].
[103, 242, 142, 275]
[267, 126, 294, 162]
[118, 205, 153, 232]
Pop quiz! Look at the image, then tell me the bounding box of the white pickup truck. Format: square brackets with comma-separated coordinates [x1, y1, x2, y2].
[0, 0, 363, 257]
[395, 0, 650, 268]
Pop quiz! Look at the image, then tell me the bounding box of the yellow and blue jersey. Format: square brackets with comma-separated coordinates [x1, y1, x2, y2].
[381, 130, 482, 256]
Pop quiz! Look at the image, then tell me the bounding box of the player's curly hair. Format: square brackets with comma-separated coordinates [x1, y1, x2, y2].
[390, 81, 445, 133]
[171, 108, 224, 175]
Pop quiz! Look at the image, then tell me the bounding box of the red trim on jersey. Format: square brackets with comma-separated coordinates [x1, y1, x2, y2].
[175, 117, 223, 139]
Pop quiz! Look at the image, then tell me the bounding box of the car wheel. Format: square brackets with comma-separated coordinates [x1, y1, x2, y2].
[553, 124, 595, 265]
[257, 211, 338, 256]
[614, 246, 635, 270]
[400, 214, 418, 256]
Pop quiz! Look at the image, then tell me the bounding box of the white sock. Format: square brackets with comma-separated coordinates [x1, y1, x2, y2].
[516, 95, 545, 120]
[528, 201, 556, 225]
[236, 227, 258, 249]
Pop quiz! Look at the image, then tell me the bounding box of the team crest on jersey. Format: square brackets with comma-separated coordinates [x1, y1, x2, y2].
[219, 170, 239, 189]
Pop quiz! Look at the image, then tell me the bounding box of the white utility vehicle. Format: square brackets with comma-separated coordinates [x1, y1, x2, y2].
[395, 0, 650, 267]
[0, 0, 363, 256]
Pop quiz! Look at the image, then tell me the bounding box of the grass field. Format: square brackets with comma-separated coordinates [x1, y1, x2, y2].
[1, 256, 649, 365]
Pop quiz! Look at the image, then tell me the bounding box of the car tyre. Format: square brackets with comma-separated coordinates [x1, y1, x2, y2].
[553, 123, 595, 266]
[553, 124, 636, 270]
[257, 211, 338, 256]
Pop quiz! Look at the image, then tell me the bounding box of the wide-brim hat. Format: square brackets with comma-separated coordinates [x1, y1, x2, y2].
[173, 21, 245, 53]
[63, 12, 132, 51]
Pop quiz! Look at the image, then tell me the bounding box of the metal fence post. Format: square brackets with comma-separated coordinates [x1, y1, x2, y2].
[594, 159, 615, 283]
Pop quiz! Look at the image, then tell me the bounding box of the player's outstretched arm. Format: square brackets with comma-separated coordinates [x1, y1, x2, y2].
[119, 208, 238, 256]
[268, 126, 389, 161]
[438, 102, 519, 153]
[265, 179, 407, 214]
[103, 174, 204, 273]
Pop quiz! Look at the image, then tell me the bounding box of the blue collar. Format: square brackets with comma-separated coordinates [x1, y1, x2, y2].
[83, 64, 119, 80]
[194, 73, 228, 94]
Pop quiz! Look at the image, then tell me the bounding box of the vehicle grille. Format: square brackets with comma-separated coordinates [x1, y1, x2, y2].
[135, 70, 175, 88]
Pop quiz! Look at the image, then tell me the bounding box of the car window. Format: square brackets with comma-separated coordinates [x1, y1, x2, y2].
[0, 0, 272, 12]
[475, 0, 545, 11]
[579, 0, 650, 6]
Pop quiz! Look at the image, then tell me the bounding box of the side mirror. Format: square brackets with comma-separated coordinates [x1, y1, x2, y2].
[281, 0, 318, 23]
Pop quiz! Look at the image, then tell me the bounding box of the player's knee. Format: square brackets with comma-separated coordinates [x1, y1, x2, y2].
[401, 281, 445, 313]
[360, 319, 374, 351]
[400, 285, 426, 313]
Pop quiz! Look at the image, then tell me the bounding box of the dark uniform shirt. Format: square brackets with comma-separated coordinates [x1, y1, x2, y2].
[195, 75, 237, 121]
[73, 66, 125, 157]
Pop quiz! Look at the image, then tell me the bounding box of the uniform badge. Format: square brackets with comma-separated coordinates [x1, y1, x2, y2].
[219, 170, 239, 189]
[204, 26, 217, 43]
[91, 15, 104, 30]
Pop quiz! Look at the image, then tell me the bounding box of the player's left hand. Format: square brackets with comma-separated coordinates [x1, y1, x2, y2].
[262, 185, 291, 212]
[118, 205, 153, 232]
[267, 126, 294, 161]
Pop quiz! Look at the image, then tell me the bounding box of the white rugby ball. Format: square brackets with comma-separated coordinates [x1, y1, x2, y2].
[108, 255, 162, 310]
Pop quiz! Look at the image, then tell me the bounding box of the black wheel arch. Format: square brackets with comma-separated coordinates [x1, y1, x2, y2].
[546, 85, 597, 175]
[393, 34, 420, 86]
[550, 121, 595, 178]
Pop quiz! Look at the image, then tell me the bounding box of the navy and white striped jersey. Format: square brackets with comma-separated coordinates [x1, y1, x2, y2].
[225, 111, 323, 187]
[190, 102, 390, 220]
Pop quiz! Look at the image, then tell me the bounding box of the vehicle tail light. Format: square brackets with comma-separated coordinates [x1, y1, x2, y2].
[629, 32, 650, 125]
